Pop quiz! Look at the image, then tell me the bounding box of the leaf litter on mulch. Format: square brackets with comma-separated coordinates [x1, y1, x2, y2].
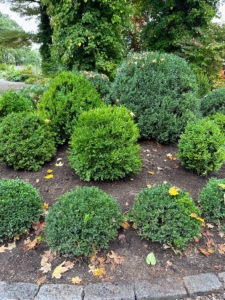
[1, 141, 225, 289]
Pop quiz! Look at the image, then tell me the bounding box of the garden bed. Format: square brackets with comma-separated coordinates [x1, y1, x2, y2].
[0, 140, 225, 286]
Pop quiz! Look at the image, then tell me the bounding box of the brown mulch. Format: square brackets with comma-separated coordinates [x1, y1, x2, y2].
[0, 141, 225, 287]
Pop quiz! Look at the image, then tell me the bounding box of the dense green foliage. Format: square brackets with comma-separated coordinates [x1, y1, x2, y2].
[80, 71, 111, 100]
[68, 106, 142, 181]
[18, 80, 51, 104]
[107, 52, 199, 143]
[0, 178, 43, 240]
[195, 72, 211, 98]
[38, 72, 104, 145]
[198, 178, 225, 223]
[43, 0, 130, 77]
[0, 89, 34, 117]
[0, 112, 56, 171]
[178, 118, 225, 176]
[44, 186, 123, 257]
[138, 0, 219, 53]
[130, 184, 202, 249]
[207, 113, 225, 132]
[200, 88, 225, 117]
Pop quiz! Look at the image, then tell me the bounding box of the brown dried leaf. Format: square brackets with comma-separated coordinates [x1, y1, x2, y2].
[148, 171, 155, 175]
[201, 228, 214, 237]
[121, 222, 130, 230]
[64, 261, 74, 270]
[206, 223, 214, 229]
[23, 238, 40, 251]
[199, 248, 211, 257]
[108, 250, 125, 265]
[218, 244, 225, 255]
[194, 237, 200, 243]
[36, 275, 46, 285]
[206, 238, 215, 248]
[218, 232, 225, 238]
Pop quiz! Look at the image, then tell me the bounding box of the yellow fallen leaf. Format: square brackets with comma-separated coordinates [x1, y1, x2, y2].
[199, 248, 211, 257]
[55, 161, 64, 167]
[0, 245, 7, 253]
[147, 184, 152, 188]
[160, 58, 165, 61]
[45, 174, 53, 179]
[93, 267, 106, 276]
[190, 213, 205, 226]
[218, 183, 225, 189]
[148, 171, 155, 175]
[44, 119, 51, 124]
[52, 261, 68, 279]
[168, 186, 179, 196]
[47, 169, 53, 173]
[43, 203, 48, 210]
[72, 276, 82, 284]
[14, 234, 20, 241]
[152, 59, 156, 63]
[6, 241, 16, 251]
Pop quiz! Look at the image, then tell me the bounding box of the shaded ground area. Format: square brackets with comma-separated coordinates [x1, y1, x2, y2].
[1, 140, 225, 287]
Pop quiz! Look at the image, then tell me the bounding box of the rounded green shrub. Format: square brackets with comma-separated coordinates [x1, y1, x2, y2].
[0, 89, 35, 118]
[0, 178, 43, 240]
[178, 118, 225, 176]
[80, 71, 111, 100]
[44, 186, 123, 257]
[130, 184, 202, 249]
[207, 113, 225, 132]
[200, 87, 225, 117]
[0, 112, 56, 171]
[68, 106, 142, 181]
[106, 52, 199, 143]
[198, 178, 225, 223]
[38, 71, 104, 145]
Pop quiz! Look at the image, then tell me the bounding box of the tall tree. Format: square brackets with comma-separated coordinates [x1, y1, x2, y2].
[133, 0, 222, 52]
[42, 0, 130, 77]
[0, 0, 53, 73]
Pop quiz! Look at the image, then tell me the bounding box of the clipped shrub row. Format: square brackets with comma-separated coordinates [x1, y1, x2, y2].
[1, 178, 225, 255]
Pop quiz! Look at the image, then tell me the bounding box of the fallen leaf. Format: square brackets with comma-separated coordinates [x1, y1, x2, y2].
[201, 228, 214, 237]
[163, 244, 170, 250]
[64, 261, 74, 270]
[169, 186, 179, 196]
[0, 245, 7, 253]
[206, 238, 215, 248]
[190, 213, 205, 226]
[45, 119, 51, 124]
[56, 157, 62, 161]
[36, 275, 46, 285]
[45, 174, 53, 179]
[52, 261, 68, 279]
[33, 221, 46, 236]
[218, 232, 225, 238]
[6, 241, 16, 251]
[218, 244, 225, 254]
[146, 252, 156, 265]
[148, 171, 155, 175]
[23, 238, 40, 251]
[194, 237, 200, 243]
[146, 184, 152, 188]
[93, 267, 106, 276]
[206, 223, 214, 229]
[218, 183, 225, 189]
[47, 169, 53, 173]
[72, 276, 82, 284]
[118, 234, 126, 243]
[121, 222, 130, 230]
[108, 251, 125, 264]
[173, 164, 179, 169]
[199, 248, 211, 257]
[152, 149, 157, 152]
[166, 260, 172, 266]
[43, 203, 48, 210]
[55, 161, 64, 167]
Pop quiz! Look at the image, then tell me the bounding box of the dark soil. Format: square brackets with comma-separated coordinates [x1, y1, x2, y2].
[0, 81, 225, 288]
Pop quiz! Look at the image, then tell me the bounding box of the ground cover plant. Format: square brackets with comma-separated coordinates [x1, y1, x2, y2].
[0, 112, 56, 171]
[68, 106, 142, 181]
[44, 186, 123, 257]
[178, 118, 225, 176]
[0, 178, 43, 240]
[38, 71, 104, 145]
[106, 52, 199, 143]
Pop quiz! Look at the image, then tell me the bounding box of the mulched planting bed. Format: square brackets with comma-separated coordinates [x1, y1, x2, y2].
[1, 140, 225, 286]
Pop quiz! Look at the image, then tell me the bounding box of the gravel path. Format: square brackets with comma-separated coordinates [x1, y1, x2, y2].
[0, 79, 28, 91]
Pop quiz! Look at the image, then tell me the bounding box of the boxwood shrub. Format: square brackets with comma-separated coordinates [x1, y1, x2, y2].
[0, 89, 35, 118]
[178, 118, 225, 176]
[198, 178, 225, 223]
[38, 71, 104, 145]
[129, 184, 202, 249]
[0, 112, 56, 171]
[106, 52, 199, 143]
[44, 186, 123, 257]
[0, 178, 43, 240]
[68, 106, 142, 181]
[200, 87, 225, 117]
